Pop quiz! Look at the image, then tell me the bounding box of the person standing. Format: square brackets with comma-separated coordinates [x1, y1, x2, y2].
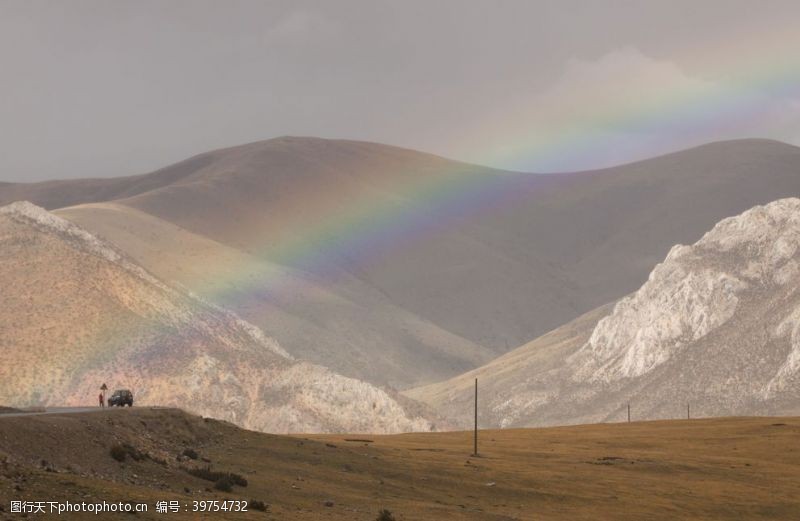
[99, 392, 104, 408]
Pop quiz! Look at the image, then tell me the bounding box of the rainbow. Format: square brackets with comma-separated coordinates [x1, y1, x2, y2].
[42, 23, 800, 393]
[447, 26, 800, 173]
[163, 30, 800, 310]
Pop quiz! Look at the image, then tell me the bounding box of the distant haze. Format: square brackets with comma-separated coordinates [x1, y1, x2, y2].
[1, 0, 800, 181]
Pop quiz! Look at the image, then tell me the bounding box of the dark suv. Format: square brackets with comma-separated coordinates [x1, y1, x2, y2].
[107, 389, 133, 407]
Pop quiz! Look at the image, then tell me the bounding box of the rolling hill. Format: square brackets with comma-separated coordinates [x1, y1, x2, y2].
[3, 137, 800, 389]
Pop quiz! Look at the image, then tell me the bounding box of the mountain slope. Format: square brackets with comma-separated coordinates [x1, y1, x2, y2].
[55, 202, 494, 388]
[0, 151, 220, 210]
[4, 137, 800, 375]
[0, 201, 435, 433]
[405, 303, 615, 427]
[410, 199, 800, 427]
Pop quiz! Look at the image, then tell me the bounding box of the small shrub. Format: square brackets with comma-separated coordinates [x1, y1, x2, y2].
[185, 466, 247, 488]
[186, 465, 215, 481]
[110, 445, 127, 462]
[182, 448, 199, 460]
[248, 500, 268, 512]
[214, 477, 233, 492]
[376, 509, 396, 521]
[124, 444, 147, 462]
[110, 444, 147, 463]
[229, 473, 248, 487]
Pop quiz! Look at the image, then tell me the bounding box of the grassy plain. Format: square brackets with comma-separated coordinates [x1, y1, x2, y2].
[1, 409, 798, 520]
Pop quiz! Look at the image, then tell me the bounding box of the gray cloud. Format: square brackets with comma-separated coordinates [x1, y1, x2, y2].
[1, 0, 799, 181]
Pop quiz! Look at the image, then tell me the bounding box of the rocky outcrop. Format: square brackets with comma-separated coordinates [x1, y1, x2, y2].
[574, 198, 800, 388]
[411, 198, 800, 427]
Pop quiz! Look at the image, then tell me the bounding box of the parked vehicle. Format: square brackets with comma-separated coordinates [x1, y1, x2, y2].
[107, 389, 134, 407]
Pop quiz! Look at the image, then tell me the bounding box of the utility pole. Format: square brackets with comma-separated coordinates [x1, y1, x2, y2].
[627, 402, 631, 423]
[472, 378, 478, 457]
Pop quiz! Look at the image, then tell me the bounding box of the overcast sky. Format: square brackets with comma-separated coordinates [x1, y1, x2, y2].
[2, 0, 800, 181]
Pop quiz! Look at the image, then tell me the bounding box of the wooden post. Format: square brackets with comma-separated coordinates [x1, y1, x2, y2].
[687, 403, 690, 420]
[473, 378, 478, 456]
[627, 402, 630, 423]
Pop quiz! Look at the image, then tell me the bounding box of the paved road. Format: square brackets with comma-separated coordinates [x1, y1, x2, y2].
[0, 407, 122, 418]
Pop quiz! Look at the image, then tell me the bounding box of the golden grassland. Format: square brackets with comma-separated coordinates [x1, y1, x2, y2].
[1, 409, 799, 520]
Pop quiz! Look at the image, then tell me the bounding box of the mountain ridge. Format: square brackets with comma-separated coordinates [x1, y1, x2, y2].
[0, 136, 519, 210]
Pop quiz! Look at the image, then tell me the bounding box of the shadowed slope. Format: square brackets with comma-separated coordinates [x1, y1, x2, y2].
[405, 303, 615, 427]
[56, 202, 494, 388]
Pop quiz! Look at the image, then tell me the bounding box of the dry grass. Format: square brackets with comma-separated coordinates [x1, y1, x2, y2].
[1, 409, 799, 519]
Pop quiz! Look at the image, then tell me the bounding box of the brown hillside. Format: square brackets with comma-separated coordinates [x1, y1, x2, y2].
[1, 409, 799, 520]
